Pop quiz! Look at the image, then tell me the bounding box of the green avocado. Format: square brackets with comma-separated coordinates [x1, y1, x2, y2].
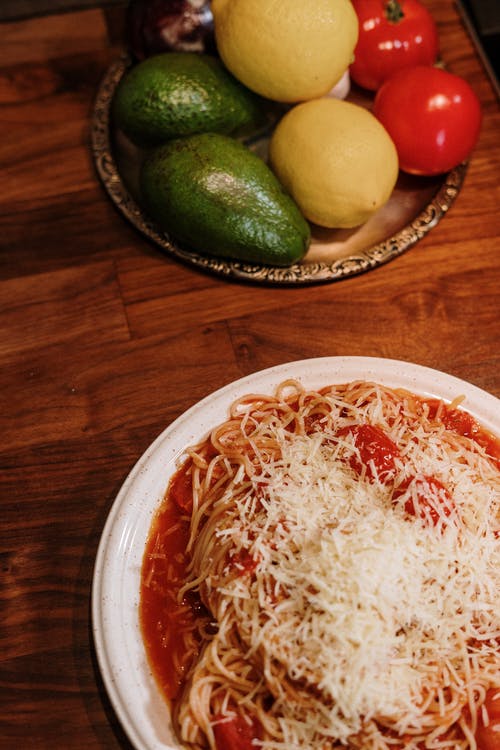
[139, 133, 311, 266]
[112, 52, 267, 147]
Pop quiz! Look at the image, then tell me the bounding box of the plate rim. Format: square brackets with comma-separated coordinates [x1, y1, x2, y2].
[90, 54, 468, 286]
[91, 356, 500, 750]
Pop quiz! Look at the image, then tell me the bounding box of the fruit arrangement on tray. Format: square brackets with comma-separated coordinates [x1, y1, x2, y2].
[97, 0, 482, 274]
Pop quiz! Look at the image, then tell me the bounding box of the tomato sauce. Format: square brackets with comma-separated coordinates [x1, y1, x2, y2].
[475, 688, 500, 750]
[425, 399, 500, 467]
[140, 461, 202, 701]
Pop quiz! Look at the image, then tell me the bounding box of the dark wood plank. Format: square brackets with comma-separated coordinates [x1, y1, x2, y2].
[0, 0, 124, 23]
[0, 261, 129, 355]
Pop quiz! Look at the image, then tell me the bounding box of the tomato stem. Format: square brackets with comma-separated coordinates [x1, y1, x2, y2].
[385, 0, 405, 23]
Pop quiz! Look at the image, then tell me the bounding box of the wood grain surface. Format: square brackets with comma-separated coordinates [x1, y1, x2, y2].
[0, 2, 499, 748]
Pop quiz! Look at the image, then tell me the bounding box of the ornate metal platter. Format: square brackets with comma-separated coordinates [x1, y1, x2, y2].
[91, 55, 467, 286]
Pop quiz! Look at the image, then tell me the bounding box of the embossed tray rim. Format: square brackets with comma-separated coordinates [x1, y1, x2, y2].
[91, 55, 468, 286]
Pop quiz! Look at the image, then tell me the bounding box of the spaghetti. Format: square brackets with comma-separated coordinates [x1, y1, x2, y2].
[141, 380, 500, 750]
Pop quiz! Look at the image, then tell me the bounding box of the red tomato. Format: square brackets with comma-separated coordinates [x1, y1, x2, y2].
[350, 0, 439, 91]
[373, 65, 482, 175]
[213, 713, 259, 750]
[393, 475, 454, 526]
[475, 688, 500, 750]
[338, 423, 400, 483]
[229, 548, 259, 576]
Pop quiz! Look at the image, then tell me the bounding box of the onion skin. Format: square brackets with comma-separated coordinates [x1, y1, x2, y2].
[127, 0, 215, 60]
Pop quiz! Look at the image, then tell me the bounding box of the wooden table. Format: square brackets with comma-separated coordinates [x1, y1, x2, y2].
[1, 3, 499, 748]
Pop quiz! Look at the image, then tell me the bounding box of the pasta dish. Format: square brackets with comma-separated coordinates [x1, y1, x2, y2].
[140, 379, 500, 750]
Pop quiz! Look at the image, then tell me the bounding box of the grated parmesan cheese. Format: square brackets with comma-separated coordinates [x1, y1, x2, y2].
[207, 415, 500, 744]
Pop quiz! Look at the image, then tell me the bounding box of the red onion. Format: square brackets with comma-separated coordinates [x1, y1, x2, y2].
[127, 0, 215, 60]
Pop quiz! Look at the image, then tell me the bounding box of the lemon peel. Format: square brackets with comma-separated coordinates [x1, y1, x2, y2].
[269, 98, 399, 229]
[212, 0, 359, 103]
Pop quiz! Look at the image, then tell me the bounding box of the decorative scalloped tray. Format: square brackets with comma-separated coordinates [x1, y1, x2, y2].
[91, 55, 467, 286]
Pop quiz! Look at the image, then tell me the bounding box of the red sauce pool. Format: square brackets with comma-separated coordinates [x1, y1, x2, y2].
[140, 463, 201, 700]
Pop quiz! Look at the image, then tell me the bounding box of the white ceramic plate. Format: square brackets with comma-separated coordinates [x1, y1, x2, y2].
[91, 356, 500, 750]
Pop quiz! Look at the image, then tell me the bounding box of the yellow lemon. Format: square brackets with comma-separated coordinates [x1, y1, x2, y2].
[211, 0, 358, 103]
[268, 98, 399, 228]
